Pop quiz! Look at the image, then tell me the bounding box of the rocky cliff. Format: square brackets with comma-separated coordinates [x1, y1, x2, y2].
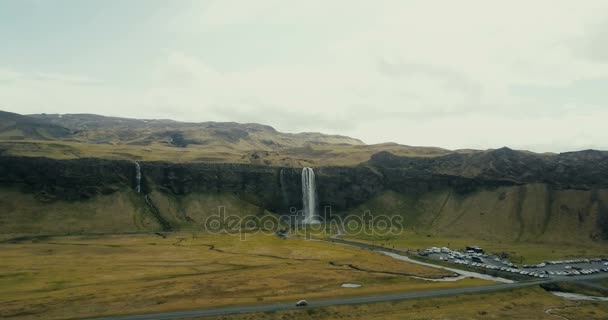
[1, 148, 607, 241]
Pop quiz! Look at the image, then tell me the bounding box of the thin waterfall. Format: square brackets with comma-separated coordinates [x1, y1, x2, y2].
[134, 161, 141, 193]
[302, 167, 319, 224]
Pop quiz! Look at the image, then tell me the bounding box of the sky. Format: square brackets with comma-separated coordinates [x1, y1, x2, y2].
[1, 0, 608, 152]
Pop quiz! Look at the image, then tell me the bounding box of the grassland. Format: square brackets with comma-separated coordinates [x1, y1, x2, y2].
[0, 233, 493, 320]
[597, 278, 608, 288]
[336, 187, 608, 264]
[2, 111, 454, 167]
[0, 187, 161, 235]
[0, 139, 247, 163]
[0, 139, 448, 167]
[0, 186, 278, 235]
[206, 286, 608, 320]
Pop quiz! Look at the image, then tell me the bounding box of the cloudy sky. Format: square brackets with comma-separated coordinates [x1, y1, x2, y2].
[1, 0, 608, 152]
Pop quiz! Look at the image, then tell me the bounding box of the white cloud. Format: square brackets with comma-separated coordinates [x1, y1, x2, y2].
[2, 0, 608, 151]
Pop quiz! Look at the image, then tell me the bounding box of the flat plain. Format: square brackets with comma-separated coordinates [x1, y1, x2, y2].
[0, 233, 492, 320]
[204, 286, 608, 320]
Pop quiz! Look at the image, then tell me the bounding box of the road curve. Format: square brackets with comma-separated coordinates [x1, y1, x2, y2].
[86, 273, 608, 320]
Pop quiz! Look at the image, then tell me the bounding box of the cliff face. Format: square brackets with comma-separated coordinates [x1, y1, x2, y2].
[361, 149, 608, 241]
[0, 157, 390, 217]
[1, 149, 607, 241]
[123, 162, 386, 214]
[369, 148, 608, 189]
[0, 156, 134, 201]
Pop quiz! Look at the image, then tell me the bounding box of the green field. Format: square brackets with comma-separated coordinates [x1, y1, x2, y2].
[0, 139, 448, 167]
[207, 286, 608, 320]
[0, 233, 493, 320]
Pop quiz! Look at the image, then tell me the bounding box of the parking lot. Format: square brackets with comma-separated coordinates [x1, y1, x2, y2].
[419, 246, 608, 279]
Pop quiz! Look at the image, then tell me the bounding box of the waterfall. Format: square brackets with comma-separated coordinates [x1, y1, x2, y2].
[302, 167, 319, 224]
[134, 161, 141, 193]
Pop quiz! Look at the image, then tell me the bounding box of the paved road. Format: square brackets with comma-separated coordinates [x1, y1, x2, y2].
[87, 273, 608, 320]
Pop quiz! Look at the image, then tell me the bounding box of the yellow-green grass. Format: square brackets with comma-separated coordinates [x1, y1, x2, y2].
[341, 187, 608, 245]
[0, 186, 279, 235]
[0, 233, 493, 320]
[0, 139, 246, 163]
[147, 191, 277, 231]
[280, 142, 450, 166]
[0, 139, 448, 167]
[342, 230, 608, 264]
[204, 286, 608, 320]
[596, 278, 608, 288]
[335, 187, 608, 264]
[0, 187, 161, 235]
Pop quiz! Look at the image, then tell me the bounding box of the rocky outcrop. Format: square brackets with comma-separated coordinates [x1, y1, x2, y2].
[0, 156, 134, 201]
[369, 148, 608, 189]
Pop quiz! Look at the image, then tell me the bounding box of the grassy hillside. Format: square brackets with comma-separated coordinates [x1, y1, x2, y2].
[0, 139, 451, 166]
[147, 191, 274, 231]
[341, 184, 608, 243]
[0, 185, 278, 235]
[2, 181, 607, 255]
[0, 111, 71, 140]
[338, 185, 608, 263]
[27, 113, 366, 151]
[0, 111, 453, 166]
[0, 187, 161, 235]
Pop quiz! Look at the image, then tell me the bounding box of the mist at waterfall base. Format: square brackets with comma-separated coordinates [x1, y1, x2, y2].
[302, 167, 320, 224]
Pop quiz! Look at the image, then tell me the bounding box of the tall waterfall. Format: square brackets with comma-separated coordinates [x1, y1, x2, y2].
[302, 167, 319, 224]
[134, 161, 141, 193]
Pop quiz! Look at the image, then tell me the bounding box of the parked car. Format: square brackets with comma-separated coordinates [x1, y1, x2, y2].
[472, 256, 484, 263]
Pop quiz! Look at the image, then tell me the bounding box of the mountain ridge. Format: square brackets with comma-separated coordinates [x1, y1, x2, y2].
[0, 110, 72, 140]
[4, 110, 604, 160]
[0, 110, 452, 166]
[1, 110, 607, 243]
[27, 112, 365, 145]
